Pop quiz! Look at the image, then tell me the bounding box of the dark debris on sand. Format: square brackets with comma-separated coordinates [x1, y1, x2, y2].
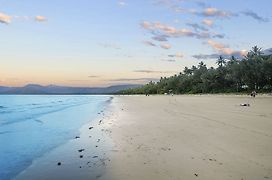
[240, 103, 250, 107]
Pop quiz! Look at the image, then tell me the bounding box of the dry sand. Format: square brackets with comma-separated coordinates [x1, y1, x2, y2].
[103, 95, 272, 180]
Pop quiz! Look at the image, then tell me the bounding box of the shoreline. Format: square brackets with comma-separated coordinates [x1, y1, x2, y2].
[11, 95, 272, 180]
[14, 96, 114, 180]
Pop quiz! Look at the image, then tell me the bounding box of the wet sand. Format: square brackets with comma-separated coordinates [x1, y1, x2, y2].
[15, 95, 272, 180]
[103, 95, 272, 180]
[15, 107, 114, 180]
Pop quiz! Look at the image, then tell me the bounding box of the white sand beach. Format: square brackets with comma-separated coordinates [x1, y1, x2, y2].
[103, 95, 272, 180]
[16, 95, 272, 180]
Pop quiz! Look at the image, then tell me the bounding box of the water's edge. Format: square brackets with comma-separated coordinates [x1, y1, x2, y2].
[0, 95, 113, 180]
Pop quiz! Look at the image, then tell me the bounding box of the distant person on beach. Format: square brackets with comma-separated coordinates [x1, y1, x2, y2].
[251, 91, 256, 97]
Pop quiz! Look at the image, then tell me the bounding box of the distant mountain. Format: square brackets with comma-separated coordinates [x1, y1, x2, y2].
[0, 84, 142, 94]
[262, 48, 272, 56]
[0, 86, 13, 94]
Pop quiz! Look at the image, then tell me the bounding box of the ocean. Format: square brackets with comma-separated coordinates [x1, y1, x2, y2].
[0, 95, 111, 180]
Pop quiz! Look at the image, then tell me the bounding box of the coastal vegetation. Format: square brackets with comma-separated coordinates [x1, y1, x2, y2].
[121, 46, 272, 94]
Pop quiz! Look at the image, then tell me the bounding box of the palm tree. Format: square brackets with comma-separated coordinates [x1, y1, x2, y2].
[217, 56, 226, 67]
[183, 67, 192, 75]
[251, 46, 262, 56]
[198, 61, 206, 68]
[246, 46, 263, 60]
[229, 56, 237, 64]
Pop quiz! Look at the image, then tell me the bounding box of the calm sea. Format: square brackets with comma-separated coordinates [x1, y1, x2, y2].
[0, 95, 111, 180]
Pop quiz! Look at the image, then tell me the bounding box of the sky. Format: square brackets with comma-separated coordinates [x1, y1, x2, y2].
[0, 0, 271, 87]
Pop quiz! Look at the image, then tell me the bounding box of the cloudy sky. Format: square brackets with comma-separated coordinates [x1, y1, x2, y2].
[0, 0, 271, 87]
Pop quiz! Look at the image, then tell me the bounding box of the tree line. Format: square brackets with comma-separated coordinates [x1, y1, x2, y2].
[120, 46, 272, 94]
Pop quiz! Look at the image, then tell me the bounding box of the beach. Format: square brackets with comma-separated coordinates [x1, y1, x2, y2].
[103, 95, 272, 180]
[15, 95, 272, 180]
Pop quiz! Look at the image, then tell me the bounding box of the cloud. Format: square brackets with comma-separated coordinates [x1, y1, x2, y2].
[88, 75, 99, 78]
[0, 12, 12, 24]
[110, 78, 159, 82]
[152, 34, 169, 42]
[192, 54, 220, 60]
[154, 0, 178, 6]
[0, 13, 48, 24]
[173, 7, 197, 14]
[207, 40, 227, 50]
[141, 21, 152, 29]
[196, 1, 208, 8]
[195, 31, 224, 39]
[177, 7, 268, 23]
[160, 43, 171, 49]
[133, 70, 175, 74]
[35, 15, 47, 22]
[141, 21, 194, 37]
[68, 79, 92, 82]
[176, 52, 183, 58]
[186, 23, 208, 31]
[118, 1, 127, 7]
[142, 40, 156, 47]
[207, 40, 247, 58]
[168, 52, 183, 58]
[161, 59, 176, 62]
[202, 19, 214, 26]
[154, 0, 197, 14]
[199, 8, 234, 18]
[140, 21, 223, 40]
[212, 33, 225, 39]
[156, 1, 245, 22]
[14, 15, 30, 21]
[241, 10, 269, 22]
[98, 43, 121, 49]
[172, 5, 235, 19]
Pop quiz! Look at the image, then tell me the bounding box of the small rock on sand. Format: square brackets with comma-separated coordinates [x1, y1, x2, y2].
[78, 149, 85, 152]
[96, 174, 102, 179]
[240, 103, 250, 107]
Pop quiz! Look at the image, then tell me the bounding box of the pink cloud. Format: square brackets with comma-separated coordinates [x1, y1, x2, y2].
[0, 12, 11, 24]
[207, 40, 247, 57]
[35, 16, 47, 22]
[202, 19, 214, 26]
[143, 40, 156, 47]
[160, 43, 171, 49]
[202, 8, 232, 18]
